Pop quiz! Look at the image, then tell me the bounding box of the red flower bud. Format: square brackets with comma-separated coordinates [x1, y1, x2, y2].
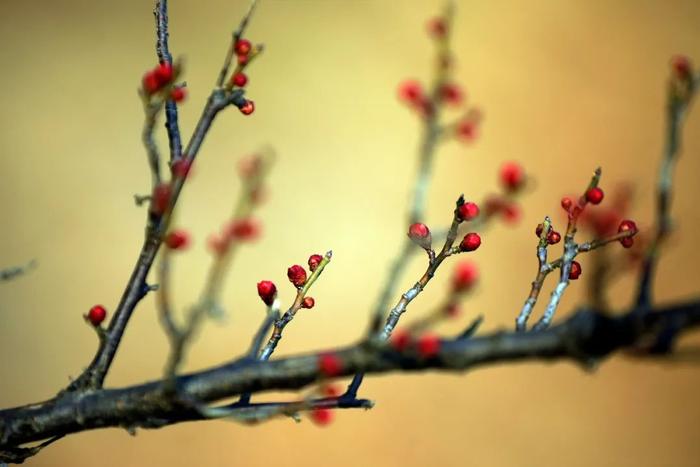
[86, 305, 107, 327]
[547, 230, 561, 245]
[501, 203, 521, 225]
[398, 80, 423, 103]
[585, 187, 604, 205]
[671, 55, 692, 79]
[569, 261, 582, 280]
[561, 197, 573, 211]
[302, 296, 315, 309]
[165, 229, 190, 250]
[171, 159, 192, 178]
[620, 237, 634, 248]
[618, 219, 637, 233]
[499, 162, 525, 192]
[151, 183, 172, 215]
[417, 333, 441, 358]
[170, 87, 187, 103]
[287, 264, 307, 287]
[390, 329, 412, 351]
[452, 260, 478, 292]
[460, 232, 481, 252]
[310, 407, 333, 426]
[232, 72, 248, 87]
[456, 119, 478, 142]
[227, 218, 260, 241]
[318, 353, 342, 377]
[237, 53, 249, 65]
[234, 39, 252, 55]
[257, 280, 277, 306]
[408, 222, 432, 249]
[457, 202, 480, 222]
[239, 100, 255, 115]
[142, 71, 160, 94]
[154, 63, 173, 85]
[440, 82, 464, 106]
[308, 254, 324, 272]
[427, 17, 447, 38]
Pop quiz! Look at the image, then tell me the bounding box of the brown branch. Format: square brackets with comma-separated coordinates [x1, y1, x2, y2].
[2, 298, 699, 461]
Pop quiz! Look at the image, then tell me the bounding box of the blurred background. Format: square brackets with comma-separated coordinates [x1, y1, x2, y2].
[1, 0, 700, 466]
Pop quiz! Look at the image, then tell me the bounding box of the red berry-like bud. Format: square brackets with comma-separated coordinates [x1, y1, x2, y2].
[417, 333, 441, 358]
[301, 296, 315, 309]
[500, 162, 525, 192]
[257, 280, 277, 306]
[155, 63, 173, 85]
[671, 55, 692, 79]
[618, 219, 637, 233]
[232, 72, 248, 87]
[287, 264, 307, 287]
[460, 232, 481, 252]
[585, 187, 604, 205]
[234, 39, 252, 55]
[310, 407, 333, 426]
[561, 197, 573, 211]
[452, 260, 478, 292]
[86, 305, 107, 327]
[227, 218, 260, 241]
[445, 303, 461, 318]
[170, 87, 187, 103]
[568, 261, 582, 280]
[171, 159, 192, 178]
[427, 17, 447, 38]
[408, 222, 432, 249]
[142, 71, 160, 94]
[456, 119, 478, 142]
[165, 229, 190, 250]
[547, 230, 561, 245]
[620, 237, 634, 248]
[239, 100, 255, 115]
[237, 53, 249, 65]
[151, 183, 172, 215]
[398, 80, 423, 103]
[318, 353, 342, 377]
[535, 223, 546, 238]
[308, 254, 324, 272]
[457, 202, 480, 221]
[440, 83, 464, 105]
[390, 329, 412, 351]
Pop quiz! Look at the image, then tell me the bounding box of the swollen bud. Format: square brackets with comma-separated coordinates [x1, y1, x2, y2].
[408, 222, 432, 249]
[257, 280, 277, 306]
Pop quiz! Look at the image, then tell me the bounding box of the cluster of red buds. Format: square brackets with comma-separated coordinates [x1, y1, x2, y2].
[407, 221, 481, 253]
[481, 161, 528, 225]
[257, 253, 326, 308]
[230, 38, 258, 115]
[390, 329, 442, 358]
[142, 62, 186, 103]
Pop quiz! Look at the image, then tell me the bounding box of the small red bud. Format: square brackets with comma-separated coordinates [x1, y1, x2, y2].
[234, 39, 252, 55]
[452, 260, 478, 292]
[237, 53, 249, 65]
[227, 218, 260, 241]
[171, 159, 192, 178]
[500, 162, 525, 192]
[154, 63, 173, 85]
[417, 333, 441, 358]
[547, 231, 561, 245]
[239, 100, 255, 115]
[318, 353, 342, 377]
[390, 329, 412, 351]
[310, 407, 333, 426]
[301, 296, 315, 309]
[568, 261, 582, 280]
[585, 187, 604, 205]
[618, 219, 637, 233]
[502, 203, 521, 225]
[151, 183, 172, 215]
[308, 254, 324, 272]
[142, 71, 160, 94]
[440, 83, 464, 106]
[86, 305, 107, 327]
[671, 55, 692, 79]
[535, 223, 546, 238]
[620, 237, 634, 248]
[408, 222, 432, 249]
[165, 229, 190, 250]
[427, 17, 447, 38]
[169, 87, 187, 103]
[460, 232, 481, 252]
[456, 119, 478, 142]
[257, 280, 277, 306]
[561, 197, 573, 211]
[457, 202, 480, 222]
[232, 72, 248, 87]
[287, 265, 307, 287]
[398, 80, 423, 103]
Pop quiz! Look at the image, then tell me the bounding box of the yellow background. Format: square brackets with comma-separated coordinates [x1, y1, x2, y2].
[1, 1, 700, 466]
